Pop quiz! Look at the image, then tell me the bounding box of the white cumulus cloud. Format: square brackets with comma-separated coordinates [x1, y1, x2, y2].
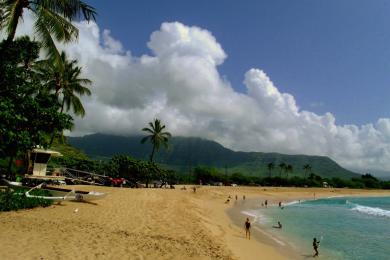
[10, 15, 390, 174]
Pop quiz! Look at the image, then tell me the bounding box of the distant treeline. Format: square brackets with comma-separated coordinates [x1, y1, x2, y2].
[50, 155, 390, 189]
[191, 166, 390, 189]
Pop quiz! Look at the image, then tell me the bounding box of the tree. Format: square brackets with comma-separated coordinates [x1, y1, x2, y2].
[0, 37, 73, 179]
[35, 51, 92, 145]
[1, 0, 96, 61]
[267, 162, 274, 178]
[286, 164, 293, 179]
[141, 119, 171, 162]
[303, 164, 311, 179]
[278, 162, 286, 178]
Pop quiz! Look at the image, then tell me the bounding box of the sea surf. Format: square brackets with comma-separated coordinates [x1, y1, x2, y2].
[244, 196, 390, 259]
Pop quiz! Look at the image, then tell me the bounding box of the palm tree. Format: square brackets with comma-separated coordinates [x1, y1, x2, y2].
[141, 119, 172, 162]
[37, 51, 92, 114]
[279, 162, 286, 178]
[36, 51, 92, 144]
[303, 164, 311, 179]
[267, 162, 274, 178]
[286, 164, 293, 178]
[1, 0, 96, 61]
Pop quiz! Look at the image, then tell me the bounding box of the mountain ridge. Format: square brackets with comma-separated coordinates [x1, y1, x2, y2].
[67, 133, 360, 179]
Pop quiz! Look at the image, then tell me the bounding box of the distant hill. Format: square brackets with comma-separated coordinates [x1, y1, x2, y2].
[67, 133, 360, 179]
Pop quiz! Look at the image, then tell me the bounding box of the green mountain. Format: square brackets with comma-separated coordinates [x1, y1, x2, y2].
[67, 133, 360, 179]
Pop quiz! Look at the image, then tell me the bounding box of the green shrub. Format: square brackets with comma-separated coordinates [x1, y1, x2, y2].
[0, 187, 53, 212]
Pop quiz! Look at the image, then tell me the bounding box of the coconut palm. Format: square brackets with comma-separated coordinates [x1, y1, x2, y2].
[279, 162, 286, 178]
[141, 119, 171, 162]
[303, 164, 311, 179]
[36, 51, 91, 145]
[1, 0, 96, 61]
[36, 51, 91, 115]
[267, 162, 274, 178]
[286, 164, 293, 178]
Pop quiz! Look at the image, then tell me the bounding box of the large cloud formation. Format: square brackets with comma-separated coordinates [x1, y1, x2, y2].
[12, 17, 390, 174]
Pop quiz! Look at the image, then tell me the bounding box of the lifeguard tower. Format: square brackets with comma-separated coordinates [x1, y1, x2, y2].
[28, 148, 62, 177]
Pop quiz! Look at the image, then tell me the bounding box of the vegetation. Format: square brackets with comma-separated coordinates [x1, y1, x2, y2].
[191, 167, 390, 189]
[35, 51, 92, 145]
[0, 0, 96, 182]
[68, 134, 360, 179]
[0, 37, 73, 178]
[267, 162, 274, 177]
[1, 0, 96, 61]
[0, 187, 53, 212]
[141, 119, 172, 162]
[46, 138, 390, 190]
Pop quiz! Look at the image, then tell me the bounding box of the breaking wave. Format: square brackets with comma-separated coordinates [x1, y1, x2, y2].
[351, 204, 390, 218]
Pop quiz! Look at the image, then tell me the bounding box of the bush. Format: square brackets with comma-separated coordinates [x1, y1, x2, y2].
[0, 187, 53, 212]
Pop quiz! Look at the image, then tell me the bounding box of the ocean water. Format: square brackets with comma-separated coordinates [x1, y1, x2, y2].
[243, 196, 390, 259]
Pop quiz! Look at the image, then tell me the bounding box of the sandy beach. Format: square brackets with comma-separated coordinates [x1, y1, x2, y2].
[1, 186, 389, 260]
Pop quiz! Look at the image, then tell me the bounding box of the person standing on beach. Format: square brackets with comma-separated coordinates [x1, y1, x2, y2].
[265, 200, 268, 208]
[244, 218, 251, 239]
[313, 238, 320, 257]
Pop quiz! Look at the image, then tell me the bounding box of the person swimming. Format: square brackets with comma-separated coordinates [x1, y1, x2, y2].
[273, 221, 282, 229]
[313, 237, 320, 257]
[244, 218, 251, 239]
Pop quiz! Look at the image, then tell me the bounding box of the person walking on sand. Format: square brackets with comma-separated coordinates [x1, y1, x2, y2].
[243, 195, 246, 200]
[244, 218, 251, 239]
[265, 200, 268, 208]
[313, 237, 320, 257]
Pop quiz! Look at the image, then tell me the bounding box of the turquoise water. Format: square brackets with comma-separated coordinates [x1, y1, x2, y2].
[244, 197, 390, 259]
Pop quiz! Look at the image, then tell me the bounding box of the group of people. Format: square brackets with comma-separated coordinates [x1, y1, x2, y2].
[225, 194, 245, 204]
[244, 210, 320, 257]
[260, 200, 284, 209]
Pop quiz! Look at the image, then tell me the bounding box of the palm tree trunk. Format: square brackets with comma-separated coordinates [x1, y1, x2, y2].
[150, 145, 156, 162]
[7, 155, 14, 180]
[49, 99, 65, 146]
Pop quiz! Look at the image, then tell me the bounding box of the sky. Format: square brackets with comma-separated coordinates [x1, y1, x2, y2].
[9, 1, 390, 176]
[90, 0, 390, 125]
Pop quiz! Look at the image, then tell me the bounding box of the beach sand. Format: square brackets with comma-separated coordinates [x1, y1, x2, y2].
[1, 186, 389, 259]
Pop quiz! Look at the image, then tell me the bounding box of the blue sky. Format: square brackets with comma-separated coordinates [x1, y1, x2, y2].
[90, 0, 390, 126]
[17, 0, 389, 173]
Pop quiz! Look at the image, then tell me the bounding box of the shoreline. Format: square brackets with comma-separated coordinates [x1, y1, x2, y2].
[225, 197, 300, 259]
[0, 186, 389, 259]
[222, 187, 390, 260]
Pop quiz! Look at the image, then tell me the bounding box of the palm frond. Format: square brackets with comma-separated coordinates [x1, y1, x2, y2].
[34, 13, 62, 63]
[142, 128, 154, 134]
[140, 136, 149, 144]
[36, 6, 78, 42]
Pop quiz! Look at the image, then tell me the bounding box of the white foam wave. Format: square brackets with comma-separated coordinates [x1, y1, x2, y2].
[326, 195, 345, 199]
[241, 210, 269, 223]
[283, 200, 303, 206]
[351, 204, 390, 218]
[241, 210, 257, 218]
